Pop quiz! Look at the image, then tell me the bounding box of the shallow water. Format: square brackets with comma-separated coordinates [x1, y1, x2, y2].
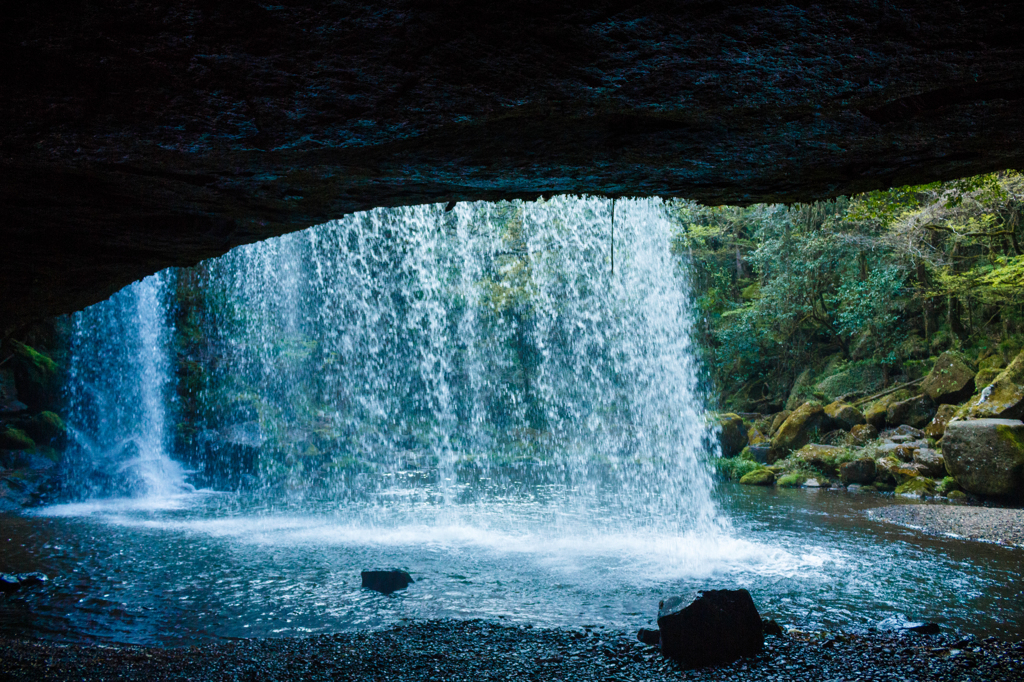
[1, 484, 1021, 646]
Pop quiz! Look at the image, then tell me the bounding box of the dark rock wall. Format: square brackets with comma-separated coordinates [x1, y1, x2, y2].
[3, 1, 1024, 325]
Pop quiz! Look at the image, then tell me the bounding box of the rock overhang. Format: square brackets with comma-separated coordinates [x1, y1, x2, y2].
[3, 1, 1024, 326]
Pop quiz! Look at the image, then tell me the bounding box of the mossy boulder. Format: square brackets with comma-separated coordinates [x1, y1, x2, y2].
[912, 447, 945, 478]
[876, 442, 915, 462]
[941, 418, 1024, 497]
[769, 402, 829, 463]
[739, 468, 775, 486]
[947, 490, 968, 500]
[937, 476, 960, 495]
[824, 401, 865, 430]
[973, 367, 1001, 392]
[848, 423, 878, 445]
[814, 362, 885, 403]
[747, 426, 768, 446]
[924, 403, 958, 440]
[921, 351, 976, 405]
[962, 349, 1024, 420]
[776, 472, 806, 488]
[892, 464, 923, 484]
[839, 458, 876, 485]
[717, 413, 748, 458]
[768, 411, 791, 437]
[885, 395, 936, 429]
[21, 411, 65, 444]
[793, 444, 843, 473]
[979, 354, 1005, 371]
[0, 427, 35, 451]
[6, 340, 60, 412]
[874, 456, 902, 486]
[896, 476, 936, 498]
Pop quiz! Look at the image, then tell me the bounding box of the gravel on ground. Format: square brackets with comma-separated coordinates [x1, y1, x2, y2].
[870, 504, 1024, 548]
[1, 620, 1022, 682]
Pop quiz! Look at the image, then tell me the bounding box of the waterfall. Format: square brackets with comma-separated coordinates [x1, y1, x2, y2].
[186, 197, 719, 530]
[58, 197, 718, 532]
[64, 272, 189, 499]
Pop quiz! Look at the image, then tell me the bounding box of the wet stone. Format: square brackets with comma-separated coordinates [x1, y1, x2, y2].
[362, 569, 414, 594]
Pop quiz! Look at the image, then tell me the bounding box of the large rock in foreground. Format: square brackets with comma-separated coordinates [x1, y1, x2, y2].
[942, 419, 1024, 497]
[922, 352, 976, 405]
[658, 590, 764, 667]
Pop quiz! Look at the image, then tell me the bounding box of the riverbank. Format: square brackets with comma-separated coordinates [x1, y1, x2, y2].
[870, 504, 1024, 548]
[1, 620, 1021, 681]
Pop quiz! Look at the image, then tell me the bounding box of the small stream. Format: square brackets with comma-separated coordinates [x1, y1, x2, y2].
[2, 485, 1021, 646]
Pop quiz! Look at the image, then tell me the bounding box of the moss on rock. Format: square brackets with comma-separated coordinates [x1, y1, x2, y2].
[942, 418, 1024, 497]
[0, 427, 35, 451]
[921, 351, 976, 405]
[739, 468, 775, 486]
[824, 401, 865, 430]
[896, 476, 936, 497]
[717, 413, 748, 458]
[769, 402, 828, 462]
[776, 472, 806, 488]
[964, 349, 1024, 420]
[22, 411, 65, 443]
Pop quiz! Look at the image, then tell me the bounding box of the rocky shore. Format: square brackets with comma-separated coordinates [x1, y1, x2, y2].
[1, 620, 1022, 682]
[870, 504, 1024, 548]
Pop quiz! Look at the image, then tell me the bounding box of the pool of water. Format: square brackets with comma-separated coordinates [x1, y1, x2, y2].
[1, 484, 1022, 646]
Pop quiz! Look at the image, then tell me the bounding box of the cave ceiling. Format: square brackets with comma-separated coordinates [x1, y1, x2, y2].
[3, 1, 1024, 325]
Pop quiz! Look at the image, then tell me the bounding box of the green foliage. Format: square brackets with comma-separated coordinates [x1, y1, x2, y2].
[671, 170, 1024, 411]
[713, 456, 762, 481]
[896, 477, 936, 497]
[0, 426, 35, 451]
[7, 339, 57, 376]
[776, 472, 806, 488]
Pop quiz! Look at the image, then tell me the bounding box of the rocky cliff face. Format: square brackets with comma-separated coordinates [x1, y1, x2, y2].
[3, 1, 1024, 325]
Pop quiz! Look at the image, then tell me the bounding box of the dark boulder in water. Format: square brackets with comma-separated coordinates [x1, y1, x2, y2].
[657, 589, 764, 667]
[361, 570, 414, 595]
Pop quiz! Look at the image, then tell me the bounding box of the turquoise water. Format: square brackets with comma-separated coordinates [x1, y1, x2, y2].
[2, 484, 1020, 646]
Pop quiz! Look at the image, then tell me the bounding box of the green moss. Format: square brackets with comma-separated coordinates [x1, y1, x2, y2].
[947, 490, 967, 500]
[739, 468, 775, 486]
[0, 426, 35, 451]
[776, 473, 806, 488]
[8, 340, 57, 376]
[715, 457, 762, 481]
[814, 361, 886, 402]
[896, 477, 936, 496]
[25, 411, 65, 442]
[937, 476, 960, 495]
[995, 424, 1024, 453]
